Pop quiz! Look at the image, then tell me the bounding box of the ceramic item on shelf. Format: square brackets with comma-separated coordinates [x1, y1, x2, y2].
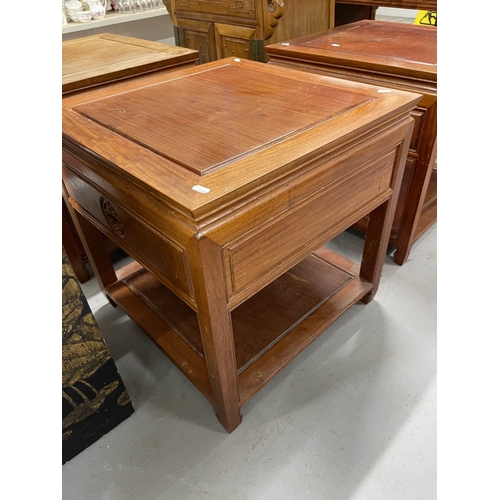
[86, 0, 106, 19]
[62, 11, 68, 25]
[70, 9, 93, 22]
[65, 0, 83, 16]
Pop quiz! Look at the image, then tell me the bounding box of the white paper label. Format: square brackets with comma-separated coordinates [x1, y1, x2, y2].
[192, 185, 210, 194]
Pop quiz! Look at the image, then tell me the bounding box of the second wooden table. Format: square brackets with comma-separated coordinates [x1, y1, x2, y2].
[265, 20, 437, 265]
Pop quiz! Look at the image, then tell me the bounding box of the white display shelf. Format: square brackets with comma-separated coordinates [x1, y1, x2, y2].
[63, 8, 169, 34]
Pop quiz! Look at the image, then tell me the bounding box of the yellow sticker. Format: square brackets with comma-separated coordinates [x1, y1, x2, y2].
[414, 10, 437, 27]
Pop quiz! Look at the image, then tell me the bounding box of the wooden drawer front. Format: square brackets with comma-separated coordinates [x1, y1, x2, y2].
[177, 18, 216, 64]
[225, 149, 397, 296]
[215, 23, 256, 60]
[176, 0, 256, 19]
[63, 167, 193, 299]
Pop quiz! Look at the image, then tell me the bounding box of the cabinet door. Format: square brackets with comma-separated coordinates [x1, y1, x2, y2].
[176, 18, 217, 64]
[214, 23, 259, 61]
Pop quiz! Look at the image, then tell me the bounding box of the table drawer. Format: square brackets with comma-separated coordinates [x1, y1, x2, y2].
[225, 148, 397, 296]
[62, 165, 194, 300]
[176, 0, 257, 19]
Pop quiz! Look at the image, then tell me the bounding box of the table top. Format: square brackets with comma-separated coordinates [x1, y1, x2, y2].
[62, 33, 199, 95]
[62, 57, 420, 220]
[265, 20, 436, 82]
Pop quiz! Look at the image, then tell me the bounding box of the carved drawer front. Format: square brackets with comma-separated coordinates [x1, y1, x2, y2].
[224, 148, 397, 297]
[63, 166, 193, 300]
[176, 0, 256, 19]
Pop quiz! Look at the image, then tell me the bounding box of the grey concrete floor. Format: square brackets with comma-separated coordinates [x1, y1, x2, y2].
[62, 223, 437, 500]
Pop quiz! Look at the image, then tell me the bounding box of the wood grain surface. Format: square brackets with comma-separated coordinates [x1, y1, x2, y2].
[62, 56, 419, 431]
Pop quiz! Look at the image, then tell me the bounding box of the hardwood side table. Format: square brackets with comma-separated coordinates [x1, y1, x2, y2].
[62, 57, 420, 432]
[265, 20, 437, 265]
[62, 34, 199, 282]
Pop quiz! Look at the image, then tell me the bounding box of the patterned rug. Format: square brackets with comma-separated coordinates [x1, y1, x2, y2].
[62, 248, 134, 464]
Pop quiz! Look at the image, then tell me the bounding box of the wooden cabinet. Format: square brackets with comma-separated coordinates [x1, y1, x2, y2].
[176, 18, 216, 63]
[214, 23, 258, 60]
[164, 0, 336, 62]
[62, 57, 419, 431]
[62, 34, 199, 282]
[265, 20, 436, 265]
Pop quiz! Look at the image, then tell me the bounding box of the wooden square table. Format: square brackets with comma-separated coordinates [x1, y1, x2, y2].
[265, 20, 437, 265]
[62, 57, 420, 432]
[62, 34, 199, 282]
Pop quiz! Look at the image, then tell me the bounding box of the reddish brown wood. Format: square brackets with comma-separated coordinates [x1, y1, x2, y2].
[232, 254, 352, 372]
[72, 210, 118, 293]
[265, 20, 437, 265]
[360, 122, 412, 302]
[106, 270, 213, 403]
[187, 234, 242, 432]
[62, 57, 419, 431]
[62, 33, 199, 96]
[238, 273, 373, 404]
[62, 199, 90, 283]
[62, 34, 199, 283]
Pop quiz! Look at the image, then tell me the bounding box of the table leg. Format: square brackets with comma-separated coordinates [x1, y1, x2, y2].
[62, 198, 90, 284]
[188, 234, 242, 432]
[63, 189, 118, 305]
[360, 119, 413, 303]
[394, 138, 437, 265]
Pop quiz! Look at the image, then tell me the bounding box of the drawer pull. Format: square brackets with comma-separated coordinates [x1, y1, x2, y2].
[100, 197, 125, 238]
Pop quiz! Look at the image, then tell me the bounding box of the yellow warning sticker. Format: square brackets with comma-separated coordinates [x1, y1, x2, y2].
[414, 10, 437, 27]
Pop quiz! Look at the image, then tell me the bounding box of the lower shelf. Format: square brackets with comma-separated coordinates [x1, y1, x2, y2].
[106, 247, 372, 407]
